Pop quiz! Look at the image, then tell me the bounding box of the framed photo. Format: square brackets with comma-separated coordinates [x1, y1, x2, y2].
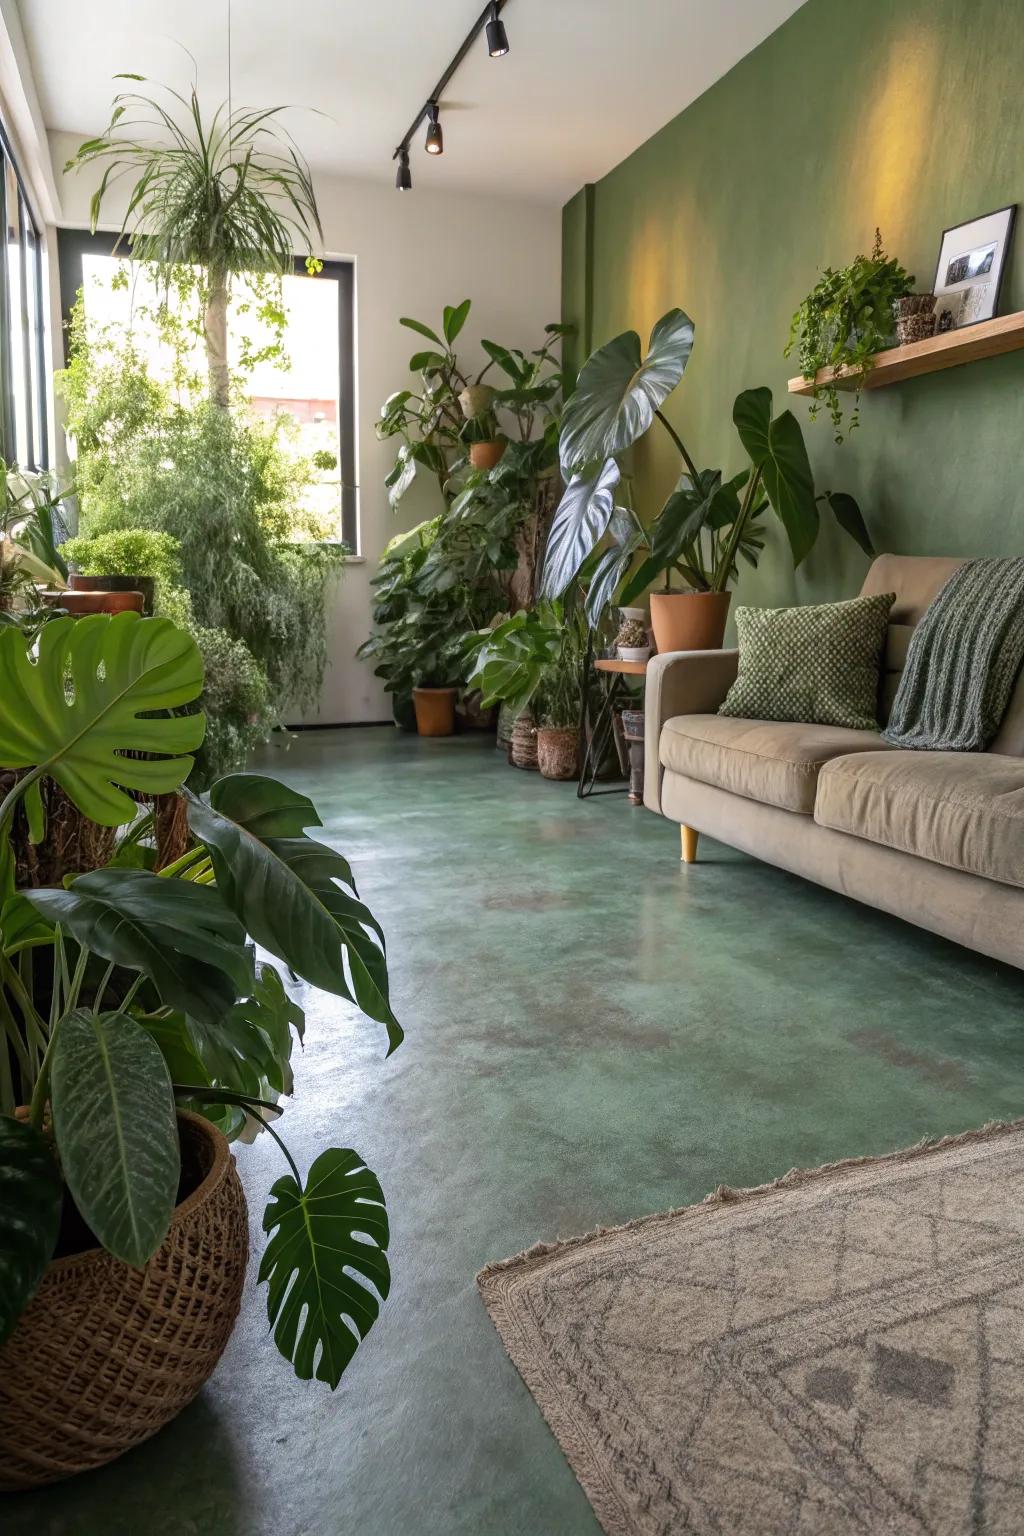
[932, 205, 1016, 331]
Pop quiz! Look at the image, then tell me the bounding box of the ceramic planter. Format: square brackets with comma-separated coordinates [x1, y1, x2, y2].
[0, 1113, 247, 1490]
[617, 646, 651, 663]
[649, 591, 731, 653]
[412, 686, 457, 736]
[458, 384, 497, 420]
[469, 440, 507, 471]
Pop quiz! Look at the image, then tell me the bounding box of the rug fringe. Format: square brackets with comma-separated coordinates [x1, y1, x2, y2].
[476, 1116, 1023, 1284]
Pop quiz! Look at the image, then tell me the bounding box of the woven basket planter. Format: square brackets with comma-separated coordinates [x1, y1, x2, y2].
[0, 1112, 248, 1490]
[510, 713, 538, 771]
[894, 293, 936, 345]
[536, 726, 579, 781]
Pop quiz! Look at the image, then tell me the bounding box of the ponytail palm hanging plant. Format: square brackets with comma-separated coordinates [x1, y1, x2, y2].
[66, 76, 323, 408]
[0, 612, 400, 1389]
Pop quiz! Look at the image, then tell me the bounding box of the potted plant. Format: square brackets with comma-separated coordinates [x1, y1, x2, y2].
[0, 611, 400, 1488]
[0, 467, 68, 614]
[60, 527, 182, 615]
[463, 407, 507, 472]
[465, 604, 582, 780]
[540, 309, 873, 651]
[615, 615, 650, 662]
[785, 229, 914, 440]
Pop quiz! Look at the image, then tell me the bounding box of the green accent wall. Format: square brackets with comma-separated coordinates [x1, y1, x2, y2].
[562, 0, 1024, 612]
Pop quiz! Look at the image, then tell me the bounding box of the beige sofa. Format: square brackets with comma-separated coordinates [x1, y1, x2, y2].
[643, 555, 1024, 969]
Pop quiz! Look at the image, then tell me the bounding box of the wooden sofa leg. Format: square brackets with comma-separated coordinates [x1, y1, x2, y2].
[680, 825, 699, 864]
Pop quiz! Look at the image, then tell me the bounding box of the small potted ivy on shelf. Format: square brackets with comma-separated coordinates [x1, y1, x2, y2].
[785, 229, 914, 440]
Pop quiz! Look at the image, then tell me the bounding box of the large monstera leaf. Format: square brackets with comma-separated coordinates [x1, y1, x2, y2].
[559, 309, 695, 475]
[0, 1116, 62, 1343]
[539, 456, 621, 600]
[50, 1009, 180, 1267]
[733, 388, 819, 566]
[187, 775, 402, 1054]
[0, 613, 204, 826]
[259, 1147, 390, 1388]
[12, 869, 252, 1025]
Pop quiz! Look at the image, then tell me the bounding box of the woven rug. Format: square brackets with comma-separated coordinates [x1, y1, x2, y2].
[478, 1123, 1024, 1535]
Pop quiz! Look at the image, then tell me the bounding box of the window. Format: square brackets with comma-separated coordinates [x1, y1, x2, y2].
[0, 123, 48, 470]
[57, 231, 357, 549]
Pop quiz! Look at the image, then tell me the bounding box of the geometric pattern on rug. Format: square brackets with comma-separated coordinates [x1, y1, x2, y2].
[478, 1125, 1024, 1535]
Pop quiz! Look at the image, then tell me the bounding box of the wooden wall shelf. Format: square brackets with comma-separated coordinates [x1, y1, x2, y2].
[787, 309, 1024, 396]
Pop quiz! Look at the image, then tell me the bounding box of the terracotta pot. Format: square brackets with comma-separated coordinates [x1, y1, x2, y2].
[536, 726, 579, 781]
[649, 590, 731, 653]
[412, 686, 457, 737]
[70, 573, 156, 615]
[469, 440, 507, 471]
[0, 1113, 247, 1489]
[41, 588, 145, 616]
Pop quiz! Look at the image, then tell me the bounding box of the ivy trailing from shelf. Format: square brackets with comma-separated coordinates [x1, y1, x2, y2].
[785, 229, 913, 441]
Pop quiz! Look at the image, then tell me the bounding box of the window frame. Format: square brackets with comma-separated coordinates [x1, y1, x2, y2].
[56, 229, 358, 549]
[0, 118, 49, 471]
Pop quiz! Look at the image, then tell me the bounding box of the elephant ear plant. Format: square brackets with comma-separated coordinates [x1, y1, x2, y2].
[0, 612, 399, 1389]
[540, 308, 872, 621]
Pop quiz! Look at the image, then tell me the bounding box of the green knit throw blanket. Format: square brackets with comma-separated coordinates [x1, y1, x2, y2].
[883, 557, 1024, 751]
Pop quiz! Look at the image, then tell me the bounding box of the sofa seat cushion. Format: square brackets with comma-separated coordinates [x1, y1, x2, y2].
[659, 715, 890, 814]
[815, 751, 1024, 889]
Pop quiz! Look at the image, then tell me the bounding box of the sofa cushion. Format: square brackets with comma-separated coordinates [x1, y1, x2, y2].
[815, 750, 1024, 889]
[659, 715, 891, 814]
[719, 592, 895, 732]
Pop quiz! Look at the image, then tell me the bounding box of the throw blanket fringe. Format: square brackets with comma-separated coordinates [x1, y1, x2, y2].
[883, 557, 1024, 751]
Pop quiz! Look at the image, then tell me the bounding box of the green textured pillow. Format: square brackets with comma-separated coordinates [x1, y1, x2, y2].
[719, 592, 895, 731]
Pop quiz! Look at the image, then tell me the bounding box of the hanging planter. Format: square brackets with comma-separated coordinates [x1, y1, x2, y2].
[458, 383, 497, 420]
[469, 439, 507, 471]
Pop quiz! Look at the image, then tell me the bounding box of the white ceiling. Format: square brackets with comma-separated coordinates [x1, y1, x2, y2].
[17, 0, 807, 205]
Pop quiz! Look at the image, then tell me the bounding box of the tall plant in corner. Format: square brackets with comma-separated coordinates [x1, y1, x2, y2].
[67, 75, 323, 408]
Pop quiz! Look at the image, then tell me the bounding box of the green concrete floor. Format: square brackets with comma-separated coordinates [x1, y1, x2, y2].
[7, 725, 1024, 1535]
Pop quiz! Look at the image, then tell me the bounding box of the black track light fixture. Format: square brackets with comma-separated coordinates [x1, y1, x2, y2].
[425, 102, 443, 156]
[485, 2, 509, 58]
[392, 1, 512, 188]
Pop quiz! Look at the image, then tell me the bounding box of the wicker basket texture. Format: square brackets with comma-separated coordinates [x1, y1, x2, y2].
[0, 1113, 248, 1490]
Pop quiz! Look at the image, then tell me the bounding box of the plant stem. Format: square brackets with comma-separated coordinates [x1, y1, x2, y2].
[654, 410, 700, 484]
[0, 766, 43, 837]
[159, 845, 206, 880]
[28, 1011, 65, 1131]
[712, 466, 763, 592]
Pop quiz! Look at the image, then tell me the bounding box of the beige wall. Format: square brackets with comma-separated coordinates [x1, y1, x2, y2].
[50, 131, 562, 723]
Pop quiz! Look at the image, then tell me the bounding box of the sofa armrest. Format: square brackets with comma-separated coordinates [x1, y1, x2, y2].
[643, 649, 739, 814]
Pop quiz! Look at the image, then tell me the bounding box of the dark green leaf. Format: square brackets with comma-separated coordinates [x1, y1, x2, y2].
[539, 457, 621, 599]
[188, 776, 400, 1053]
[733, 389, 819, 566]
[409, 350, 447, 374]
[0, 1116, 61, 1343]
[399, 316, 443, 346]
[50, 1009, 179, 1267]
[15, 869, 251, 1025]
[826, 491, 874, 555]
[259, 1147, 390, 1388]
[559, 309, 695, 475]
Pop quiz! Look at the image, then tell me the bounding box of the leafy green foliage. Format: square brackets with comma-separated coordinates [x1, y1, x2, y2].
[259, 1147, 390, 1389]
[60, 527, 181, 585]
[785, 229, 913, 440]
[15, 868, 252, 1024]
[539, 458, 621, 600]
[50, 1009, 179, 1266]
[465, 602, 584, 727]
[0, 1116, 62, 1342]
[558, 309, 695, 476]
[188, 775, 401, 1053]
[0, 466, 69, 599]
[189, 624, 274, 790]
[542, 311, 871, 616]
[0, 613, 204, 825]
